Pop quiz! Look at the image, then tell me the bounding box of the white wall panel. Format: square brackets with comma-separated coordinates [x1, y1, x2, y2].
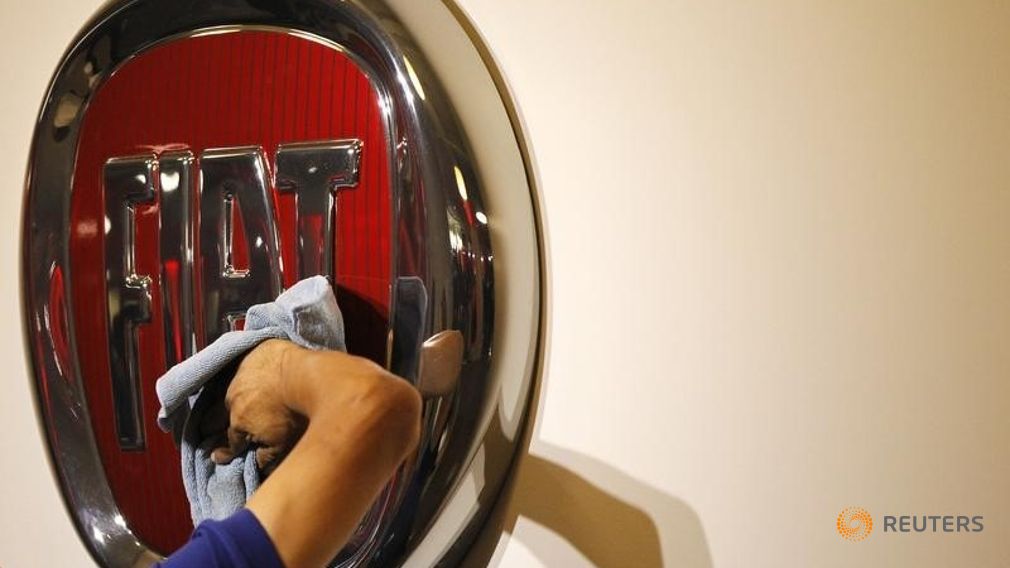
[453, 1, 1010, 567]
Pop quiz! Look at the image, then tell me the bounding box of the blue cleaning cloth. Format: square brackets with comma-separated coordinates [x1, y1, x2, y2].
[155, 276, 346, 525]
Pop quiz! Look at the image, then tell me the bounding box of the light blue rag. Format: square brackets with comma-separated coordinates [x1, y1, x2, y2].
[155, 275, 346, 525]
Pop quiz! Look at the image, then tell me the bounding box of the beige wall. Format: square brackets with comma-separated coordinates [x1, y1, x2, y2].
[2, 1, 1008, 567]
[454, 1, 1010, 566]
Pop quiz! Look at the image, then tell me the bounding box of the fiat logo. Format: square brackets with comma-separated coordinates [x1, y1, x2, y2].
[22, 1, 540, 566]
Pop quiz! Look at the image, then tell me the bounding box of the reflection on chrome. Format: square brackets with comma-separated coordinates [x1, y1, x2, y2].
[199, 147, 283, 341]
[158, 152, 196, 371]
[276, 139, 363, 280]
[403, 57, 427, 101]
[454, 165, 469, 200]
[104, 156, 156, 450]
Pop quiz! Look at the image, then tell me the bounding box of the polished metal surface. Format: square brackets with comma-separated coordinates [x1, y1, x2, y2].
[276, 139, 364, 280]
[158, 151, 197, 371]
[199, 147, 283, 341]
[103, 156, 156, 450]
[417, 330, 464, 398]
[22, 1, 538, 566]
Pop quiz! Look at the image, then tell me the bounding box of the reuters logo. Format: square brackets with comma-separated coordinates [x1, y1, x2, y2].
[837, 507, 874, 542]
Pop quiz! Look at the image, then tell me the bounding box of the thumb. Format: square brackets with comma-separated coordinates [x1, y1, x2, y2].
[211, 426, 250, 464]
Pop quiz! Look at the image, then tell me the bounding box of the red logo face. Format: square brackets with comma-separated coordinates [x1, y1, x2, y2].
[69, 30, 391, 552]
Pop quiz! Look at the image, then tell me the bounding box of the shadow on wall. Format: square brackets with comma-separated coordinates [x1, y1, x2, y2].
[462, 440, 713, 568]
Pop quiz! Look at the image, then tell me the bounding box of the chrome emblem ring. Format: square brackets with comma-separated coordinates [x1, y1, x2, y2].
[22, 0, 542, 565]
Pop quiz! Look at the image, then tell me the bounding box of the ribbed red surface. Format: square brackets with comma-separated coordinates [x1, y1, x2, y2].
[69, 30, 391, 553]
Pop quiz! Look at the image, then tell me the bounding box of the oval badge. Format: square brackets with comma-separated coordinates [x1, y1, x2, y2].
[22, 1, 541, 565]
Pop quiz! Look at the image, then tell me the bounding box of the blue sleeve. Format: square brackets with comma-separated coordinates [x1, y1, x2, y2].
[157, 508, 284, 568]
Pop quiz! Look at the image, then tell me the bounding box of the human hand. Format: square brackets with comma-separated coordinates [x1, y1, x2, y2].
[211, 339, 305, 474]
[241, 342, 421, 568]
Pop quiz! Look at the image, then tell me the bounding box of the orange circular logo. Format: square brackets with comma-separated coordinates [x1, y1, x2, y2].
[837, 507, 874, 541]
